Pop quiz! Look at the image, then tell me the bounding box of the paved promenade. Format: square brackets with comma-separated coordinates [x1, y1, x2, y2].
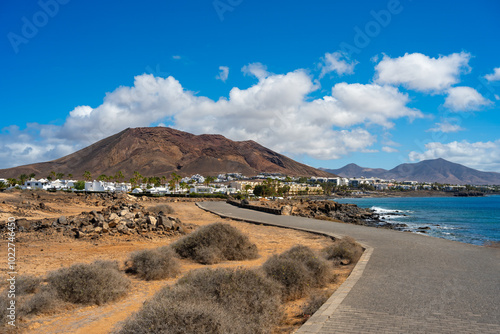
[198, 202, 500, 334]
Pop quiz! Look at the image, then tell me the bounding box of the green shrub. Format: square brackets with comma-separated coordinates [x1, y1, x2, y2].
[171, 223, 258, 264]
[47, 260, 130, 305]
[127, 246, 180, 281]
[116, 268, 282, 334]
[322, 237, 363, 265]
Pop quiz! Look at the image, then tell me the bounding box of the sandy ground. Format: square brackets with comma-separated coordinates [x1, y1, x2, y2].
[0, 191, 354, 334]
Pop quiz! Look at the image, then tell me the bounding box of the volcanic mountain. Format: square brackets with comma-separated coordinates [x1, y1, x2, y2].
[322, 158, 500, 185]
[0, 127, 334, 179]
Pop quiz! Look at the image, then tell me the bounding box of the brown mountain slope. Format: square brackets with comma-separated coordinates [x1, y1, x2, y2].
[0, 127, 334, 179]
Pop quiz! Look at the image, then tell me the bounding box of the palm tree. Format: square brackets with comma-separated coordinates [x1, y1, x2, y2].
[67, 173, 73, 179]
[161, 175, 167, 186]
[29, 173, 36, 179]
[83, 171, 92, 181]
[168, 179, 176, 192]
[114, 171, 124, 183]
[0, 181, 7, 190]
[204, 176, 215, 187]
[7, 178, 18, 187]
[98, 174, 107, 182]
[19, 174, 28, 185]
[180, 181, 189, 194]
[56, 172, 64, 180]
[50, 171, 56, 180]
[171, 172, 181, 190]
[244, 184, 252, 197]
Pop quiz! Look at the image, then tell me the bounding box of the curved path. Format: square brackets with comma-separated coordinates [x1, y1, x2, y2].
[198, 202, 500, 334]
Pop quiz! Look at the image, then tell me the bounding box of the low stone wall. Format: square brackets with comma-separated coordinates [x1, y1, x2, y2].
[226, 199, 282, 215]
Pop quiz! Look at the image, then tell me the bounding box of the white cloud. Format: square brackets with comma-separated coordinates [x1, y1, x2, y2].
[443, 86, 491, 111]
[172, 55, 181, 60]
[382, 146, 398, 153]
[409, 140, 500, 172]
[0, 67, 423, 168]
[216, 66, 229, 82]
[374, 52, 471, 93]
[319, 83, 423, 128]
[241, 62, 269, 80]
[427, 119, 465, 133]
[485, 67, 500, 82]
[319, 52, 358, 78]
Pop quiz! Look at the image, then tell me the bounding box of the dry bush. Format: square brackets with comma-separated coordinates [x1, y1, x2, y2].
[178, 268, 282, 333]
[281, 245, 333, 287]
[322, 237, 363, 265]
[116, 268, 282, 334]
[47, 260, 130, 305]
[0, 294, 9, 324]
[19, 287, 60, 317]
[127, 246, 180, 281]
[299, 291, 331, 318]
[263, 255, 311, 301]
[171, 223, 258, 264]
[263, 245, 333, 301]
[16, 275, 42, 296]
[115, 285, 232, 334]
[148, 204, 174, 215]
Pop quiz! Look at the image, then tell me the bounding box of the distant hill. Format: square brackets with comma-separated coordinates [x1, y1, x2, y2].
[322, 158, 500, 185]
[0, 127, 334, 179]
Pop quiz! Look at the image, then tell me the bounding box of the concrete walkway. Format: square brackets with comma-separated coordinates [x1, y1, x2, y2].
[197, 202, 500, 334]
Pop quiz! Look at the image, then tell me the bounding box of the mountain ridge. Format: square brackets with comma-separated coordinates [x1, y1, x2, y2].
[0, 127, 334, 179]
[322, 158, 500, 185]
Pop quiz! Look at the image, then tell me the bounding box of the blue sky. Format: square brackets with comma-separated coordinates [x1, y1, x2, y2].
[1, 0, 500, 172]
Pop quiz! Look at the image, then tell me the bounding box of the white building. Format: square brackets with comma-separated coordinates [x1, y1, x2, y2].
[189, 186, 214, 194]
[25, 178, 48, 189]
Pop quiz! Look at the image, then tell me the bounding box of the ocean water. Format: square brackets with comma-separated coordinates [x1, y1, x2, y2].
[333, 195, 500, 246]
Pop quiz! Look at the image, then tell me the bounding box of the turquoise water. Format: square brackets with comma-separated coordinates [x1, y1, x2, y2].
[333, 195, 500, 246]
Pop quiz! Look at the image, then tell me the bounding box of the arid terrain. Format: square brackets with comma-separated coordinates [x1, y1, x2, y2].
[0, 190, 356, 333]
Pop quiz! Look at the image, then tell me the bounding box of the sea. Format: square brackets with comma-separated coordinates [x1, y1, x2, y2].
[333, 195, 500, 246]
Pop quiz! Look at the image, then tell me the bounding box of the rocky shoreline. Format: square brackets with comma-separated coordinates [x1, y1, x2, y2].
[239, 199, 409, 231]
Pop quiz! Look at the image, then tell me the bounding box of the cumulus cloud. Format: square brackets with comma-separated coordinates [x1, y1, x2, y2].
[409, 140, 500, 172]
[319, 52, 358, 78]
[484, 67, 500, 82]
[374, 52, 471, 93]
[427, 119, 465, 133]
[216, 66, 229, 82]
[443, 86, 491, 111]
[0, 65, 425, 168]
[241, 62, 269, 79]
